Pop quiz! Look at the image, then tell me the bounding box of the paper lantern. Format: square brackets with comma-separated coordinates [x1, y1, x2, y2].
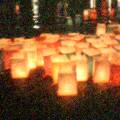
[86, 37, 97, 44]
[23, 43, 37, 70]
[96, 23, 106, 36]
[14, 37, 25, 44]
[11, 52, 29, 79]
[90, 9, 97, 20]
[43, 47, 57, 75]
[0, 38, 11, 50]
[61, 40, 76, 47]
[66, 34, 85, 42]
[3, 49, 19, 70]
[71, 55, 89, 82]
[57, 62, 78, 96]
[110, 64, 120, 86]
[51, 55, 69, 84]
[75, 42, 90, 52]
[26, 50, 37, 70]
[37, 45, 45, 67]
[82, 48, 101, 57]
[83, 9, 89, 21]
[11, 59, 29, 79]
[91, 39, 108, 48]
[93, 56, 110, 84]
[58, 46, 76, 54]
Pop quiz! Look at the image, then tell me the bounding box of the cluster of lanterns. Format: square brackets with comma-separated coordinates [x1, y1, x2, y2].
[0, 23, 120, 96]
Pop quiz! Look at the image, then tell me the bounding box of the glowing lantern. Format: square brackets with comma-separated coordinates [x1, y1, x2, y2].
[93, 56, 110, 84]
[0, 38, 11, 50]
[3, 47, 19, 70]
[43, 47, 58, 75]
[109, 52, 120, 86]
[23, 44, 37, 70]
[61, 40, 76, 47]
[91, 39, 108, 48]
[82, 48, 101, 57]
[96, 23, 106, 36]
[75, 42, 90, 53]
[90, 9, 97, 20]
[11, 52, 29, 79]
[86, 37, 97, 44]
[51, 55, 69, 84]
[70, 54, 89, 82]
[57, 62, 78, 96]
[58, 46, 76, 54]
[37, 52, 44, 67]
[83, 9, 90, 21]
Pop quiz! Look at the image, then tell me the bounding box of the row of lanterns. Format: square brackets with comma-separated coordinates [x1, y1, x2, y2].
[0, 24, 120, 96]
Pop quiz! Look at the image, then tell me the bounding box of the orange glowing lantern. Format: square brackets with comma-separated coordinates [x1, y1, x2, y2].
[0, 38, 11, 50]
[96, 23, 106, 36]
[15, 4, 20, 14]
[23, 43, 37, 70]
[70, 54, 89, 82]
[90, 9, 97, 20]
[57, 62, 78, 96]
[11, 52, 29, 79]
[58, 46, 76, 55]
[43, 47, 58, 75]
[83, 9, 90, 21]
[51, 55, 69, 84]
[109, 52, 120, 86]
[14, 37, 25, 44]
[93, 56, 110, 84]
[3, 47, 19, 70]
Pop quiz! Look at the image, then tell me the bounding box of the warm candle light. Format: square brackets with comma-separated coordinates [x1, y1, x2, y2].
[43, 47, 58, 75]
[83, 9, 89, 21]
[93, 56, 110, 84]
[57, 62, 78, 96]
[23, 43, 37, 70]
[74, 55, 89, 82]
[11, 52, 29, 79]
[51, 55, 69, 84]
[96, 23, 106, 36]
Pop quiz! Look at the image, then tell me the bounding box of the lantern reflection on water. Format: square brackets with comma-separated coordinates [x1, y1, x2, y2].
[57, 62, 78, 96]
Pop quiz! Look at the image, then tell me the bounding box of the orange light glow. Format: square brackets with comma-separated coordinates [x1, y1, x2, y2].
[11, 59, 29, 79]
[93, 56, 110, 84]
[57, 63, 78, 96]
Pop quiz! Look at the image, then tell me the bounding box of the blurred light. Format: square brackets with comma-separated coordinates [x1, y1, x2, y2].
[33, 25, 40, 29]
[32, 0, 40, 29]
